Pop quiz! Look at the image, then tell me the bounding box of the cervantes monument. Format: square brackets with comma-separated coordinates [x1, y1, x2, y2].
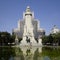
[13, 6, 45, 46]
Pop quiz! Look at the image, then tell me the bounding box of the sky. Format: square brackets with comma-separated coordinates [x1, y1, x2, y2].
[0, 0, 60, 35]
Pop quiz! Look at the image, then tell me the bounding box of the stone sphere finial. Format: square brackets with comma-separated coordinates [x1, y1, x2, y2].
[27, 6, 30, 9]
[26, 6, 30, 12]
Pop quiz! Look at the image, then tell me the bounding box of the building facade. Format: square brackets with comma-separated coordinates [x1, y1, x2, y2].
[13, 6, 45, 39]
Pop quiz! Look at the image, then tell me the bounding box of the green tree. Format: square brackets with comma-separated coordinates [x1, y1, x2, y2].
[0, 32, 15, 46]
[48, 34, 53, 45]
[51, 33, 60, 45]
[42, 35, 49, 45]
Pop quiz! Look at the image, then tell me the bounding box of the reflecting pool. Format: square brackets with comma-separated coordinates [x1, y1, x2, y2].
[0, 46, 60, 60]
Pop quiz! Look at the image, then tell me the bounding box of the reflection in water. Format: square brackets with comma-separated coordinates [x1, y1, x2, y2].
[20, 47, 42, 60]
[0, 46, 60, 60]
[14, 47, 42, 60]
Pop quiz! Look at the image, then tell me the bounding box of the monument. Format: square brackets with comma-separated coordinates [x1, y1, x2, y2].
[13, 6, 45, 46]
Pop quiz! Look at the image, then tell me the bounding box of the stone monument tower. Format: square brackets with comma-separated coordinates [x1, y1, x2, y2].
[20, 6, 37, 46]
[13, 6, 45, 46]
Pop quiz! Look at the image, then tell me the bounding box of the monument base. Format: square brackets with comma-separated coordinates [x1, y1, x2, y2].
[38, 38, 42, 46]
[20, 37, 42, 46]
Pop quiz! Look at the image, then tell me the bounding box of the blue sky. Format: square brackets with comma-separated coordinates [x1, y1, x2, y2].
[0, 0, 60, 34]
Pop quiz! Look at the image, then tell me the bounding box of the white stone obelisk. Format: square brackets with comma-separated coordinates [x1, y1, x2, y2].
[20, 6, 37, 46]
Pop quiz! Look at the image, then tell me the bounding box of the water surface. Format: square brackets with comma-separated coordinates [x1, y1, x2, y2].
[0, 46, 60, 60]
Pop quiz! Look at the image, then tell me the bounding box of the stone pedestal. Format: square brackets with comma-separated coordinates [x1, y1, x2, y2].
[38, 38, 42, 46]
[20, 34, 37, 46]
[20, 24, 37, 46]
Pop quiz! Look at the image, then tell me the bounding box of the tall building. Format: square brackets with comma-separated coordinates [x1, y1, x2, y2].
[13, 6, 45, 40]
